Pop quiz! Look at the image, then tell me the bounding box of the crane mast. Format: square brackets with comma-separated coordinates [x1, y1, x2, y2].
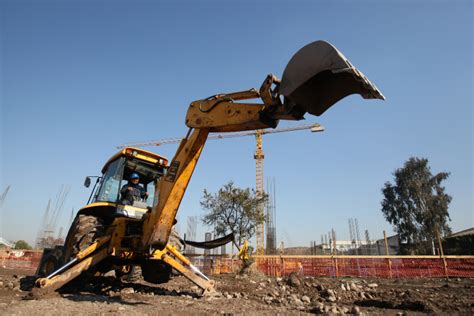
[254, 130, 265, 255]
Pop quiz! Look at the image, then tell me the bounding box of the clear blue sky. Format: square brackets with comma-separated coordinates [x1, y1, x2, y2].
[0, 0, 472, 248]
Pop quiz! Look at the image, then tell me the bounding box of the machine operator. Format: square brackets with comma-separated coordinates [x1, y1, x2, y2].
[120, 173, 149, 205]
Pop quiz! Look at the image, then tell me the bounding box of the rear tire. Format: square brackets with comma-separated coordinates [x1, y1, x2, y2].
[141, 260, 172, 284]
[63, 214, 106, 261]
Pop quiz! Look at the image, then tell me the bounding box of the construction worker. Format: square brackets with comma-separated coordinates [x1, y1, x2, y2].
[120, 173, 148, 205]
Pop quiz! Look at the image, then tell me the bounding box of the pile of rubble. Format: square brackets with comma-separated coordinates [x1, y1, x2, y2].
[0, 268, 472, 314]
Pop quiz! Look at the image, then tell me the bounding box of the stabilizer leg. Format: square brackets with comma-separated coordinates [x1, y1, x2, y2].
[152, 243, 215, 295]
[32, 236, 111, 296]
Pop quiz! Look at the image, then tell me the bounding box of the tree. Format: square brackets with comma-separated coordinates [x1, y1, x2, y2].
[201, 181, 266, 251]
[381, 157, 452, 254]
[14, 240, 32, 250]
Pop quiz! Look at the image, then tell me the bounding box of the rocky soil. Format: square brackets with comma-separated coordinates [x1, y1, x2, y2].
[0, 268, 473, 315]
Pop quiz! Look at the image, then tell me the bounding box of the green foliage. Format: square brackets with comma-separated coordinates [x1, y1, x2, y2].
[201, 181, 267, 250]
[14, 240, 32, 250]
[381, 157, 452, 254]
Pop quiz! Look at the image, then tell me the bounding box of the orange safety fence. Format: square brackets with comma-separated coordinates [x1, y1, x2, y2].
[2, 250, 473, 279]
[253, 256, 474, 278]
[0, 249, 42, 271]
[190, 255, 474, 278]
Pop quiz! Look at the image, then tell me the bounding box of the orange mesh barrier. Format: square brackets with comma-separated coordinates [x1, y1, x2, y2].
[0, 250, 42, 271]
[2, 250, 472, 279]
[192, 256, 474, 278]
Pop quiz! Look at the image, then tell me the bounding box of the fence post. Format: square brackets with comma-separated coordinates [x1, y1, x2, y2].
[384, 230, 393, 278]
[332, 230, 339, 277]
[436, 229, 449, 279]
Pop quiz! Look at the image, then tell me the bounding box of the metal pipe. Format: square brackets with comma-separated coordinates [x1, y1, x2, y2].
[46, 258, 78, 279]
[189, 263, 209, 281]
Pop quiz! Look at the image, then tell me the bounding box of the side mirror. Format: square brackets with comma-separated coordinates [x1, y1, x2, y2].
[84, 176, 91, 188]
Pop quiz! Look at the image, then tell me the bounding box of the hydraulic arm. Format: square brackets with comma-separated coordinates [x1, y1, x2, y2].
[143, 40, 384, 251]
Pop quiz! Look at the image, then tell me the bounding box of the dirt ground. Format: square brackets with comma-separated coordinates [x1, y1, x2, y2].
[0, 268, 473, 315]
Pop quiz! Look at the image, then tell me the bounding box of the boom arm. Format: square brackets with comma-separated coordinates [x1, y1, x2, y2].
[142, 40, 385, 251]
[142, 79, 280, 250]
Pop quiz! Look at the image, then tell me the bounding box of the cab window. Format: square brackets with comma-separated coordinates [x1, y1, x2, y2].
[95, 158, 124, 203]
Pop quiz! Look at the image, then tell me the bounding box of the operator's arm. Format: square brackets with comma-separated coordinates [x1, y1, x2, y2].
[140, 186, 149, 199]
[120, 184, 130, 195]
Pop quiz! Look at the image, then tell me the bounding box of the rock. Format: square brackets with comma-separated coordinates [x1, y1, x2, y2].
[7, 282, 14, 289]
[233, 292, 241, 298]
[321, 289, 336, 299]
[314, 302, 324, 310]
[341, 283, 346, 291]
[315, 284, 324, 291]
[350, 282, 360, 292]
[276, 277, 283, 283]
[289, 293, 298, 301]
[118, 306, 126, 311]
[367, 283, 378, 289]
[351, 305, 361, 315]
[326, 295, 337, 302]
[296, 305, 305, 311]
[120, 287, 134, 295]
[249, 280, 256, 284]
[0, 281, 3, 287]
[226, 294, 232, 299]
[267, 278, 272, 283]
[341, 307, 349, 314]
[301, 295, 311, 304]
[330, 307, 338, 313]
[287, 273, 301, 287]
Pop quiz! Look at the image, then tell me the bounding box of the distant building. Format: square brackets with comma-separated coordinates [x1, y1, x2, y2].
[449, 227, 474, 238]
[375, 235, 400, 255]
[445, 227, 474, 255]
[319, 240, 373, 254]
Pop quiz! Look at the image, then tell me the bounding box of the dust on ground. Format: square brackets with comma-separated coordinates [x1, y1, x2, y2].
[0, 268, 473, 315]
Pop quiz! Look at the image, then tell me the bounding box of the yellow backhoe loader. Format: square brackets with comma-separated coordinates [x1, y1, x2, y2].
[33, 40, 384, 296]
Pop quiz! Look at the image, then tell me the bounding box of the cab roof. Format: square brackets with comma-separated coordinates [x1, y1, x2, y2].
[101, 147, 169, 174]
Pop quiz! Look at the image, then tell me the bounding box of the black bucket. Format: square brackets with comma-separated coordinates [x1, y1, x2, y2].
[279, 41, 385, 118]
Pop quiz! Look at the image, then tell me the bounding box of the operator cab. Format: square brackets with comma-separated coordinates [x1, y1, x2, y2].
[84, 147, 168, 220]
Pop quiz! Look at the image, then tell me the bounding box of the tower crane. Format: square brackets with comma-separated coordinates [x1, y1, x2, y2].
[118, 123, 324, 255]
[0, 185, 11, 247]
[0, 185, 10, 208]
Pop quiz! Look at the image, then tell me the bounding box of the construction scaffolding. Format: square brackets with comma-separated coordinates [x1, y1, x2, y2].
[0, 185, 11, 244]
[265, 178, 277, 254]
[35, 185, 70, 249]
[185, 216, 198, 255]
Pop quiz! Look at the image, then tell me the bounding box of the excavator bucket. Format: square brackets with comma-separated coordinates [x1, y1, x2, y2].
[279, 40, 385, 118]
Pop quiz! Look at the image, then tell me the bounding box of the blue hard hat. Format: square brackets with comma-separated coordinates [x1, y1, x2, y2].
[130, 173, 140, 179]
